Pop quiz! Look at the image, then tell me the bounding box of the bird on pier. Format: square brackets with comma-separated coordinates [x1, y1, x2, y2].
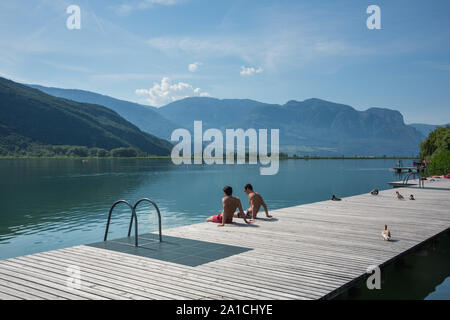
[396, 191, 404, 200]
[371, 189, 379, 195]
[409, 195, 415, 200]
[381, 225, 391, 241]
[331, 195, 341, 201]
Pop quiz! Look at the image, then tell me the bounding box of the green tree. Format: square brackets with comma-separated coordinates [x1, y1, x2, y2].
[111, 147, 139, 157]
[426, 150, 450, 176]
[67, 146, 89, 157]
[96, 148, 109, 157]
[420, 126, 450, 160]
[419, 126, 450, 176]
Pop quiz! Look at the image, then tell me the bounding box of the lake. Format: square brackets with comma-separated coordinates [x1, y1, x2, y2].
[0, 158, 448, 299]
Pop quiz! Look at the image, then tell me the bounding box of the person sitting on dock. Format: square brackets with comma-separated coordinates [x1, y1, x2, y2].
[235, 184, 272, 222]
[206, 186, 249, 227]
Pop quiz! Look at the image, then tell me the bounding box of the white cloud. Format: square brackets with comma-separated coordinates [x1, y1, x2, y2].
[111, 0, 182, 15]
[146, 33, 380, 73]
[188, 62, 202, 72]
[240, 66, 263, 76]
[135, 77, 209, 106]
[113, 4, 133, 16]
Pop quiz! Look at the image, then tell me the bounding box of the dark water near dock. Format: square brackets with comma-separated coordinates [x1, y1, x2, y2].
[0, 158, 448, 299]
[334, 233, 450, 300]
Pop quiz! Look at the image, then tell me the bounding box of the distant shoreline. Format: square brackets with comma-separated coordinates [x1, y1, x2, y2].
[0, 155, 418, 160]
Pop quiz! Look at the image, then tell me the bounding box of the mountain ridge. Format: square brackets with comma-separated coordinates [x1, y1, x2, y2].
[27, 83, 428, 156]
[28, 84, 180, 139]
[409, 123, 450, 137]
[157, 97, 425, 155]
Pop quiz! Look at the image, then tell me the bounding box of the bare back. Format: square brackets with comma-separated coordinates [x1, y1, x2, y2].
[248, 192, 264, 216]
[222, 196, 243, 221]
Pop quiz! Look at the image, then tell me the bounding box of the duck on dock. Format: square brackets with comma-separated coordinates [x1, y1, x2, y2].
[381, 225, 391, 241]
[371, 189, 379, 195]
[331, 195, 341, 201]
[409, 195, 415, 200]
[396, 191, 404, 200]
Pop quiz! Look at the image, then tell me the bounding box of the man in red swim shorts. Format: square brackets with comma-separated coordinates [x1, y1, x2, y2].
[206, 186, 249, 227]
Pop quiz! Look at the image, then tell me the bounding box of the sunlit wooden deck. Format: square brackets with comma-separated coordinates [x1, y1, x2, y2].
[0, 178, 449, 300]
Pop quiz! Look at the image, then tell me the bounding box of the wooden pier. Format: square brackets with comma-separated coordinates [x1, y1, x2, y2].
[0, 179, 449, 300]
[390, 166, 419, 173]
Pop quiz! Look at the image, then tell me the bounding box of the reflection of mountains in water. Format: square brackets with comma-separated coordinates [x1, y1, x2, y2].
[0, 159, 176, 239]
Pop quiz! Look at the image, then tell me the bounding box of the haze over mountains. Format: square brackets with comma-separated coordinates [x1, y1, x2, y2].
[409, 123, 450, 137]
[28, 84, 427, 156]
[0, 77, 172, 156]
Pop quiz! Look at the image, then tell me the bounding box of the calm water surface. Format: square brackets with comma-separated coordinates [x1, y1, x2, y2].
[0, 158, 448, 299]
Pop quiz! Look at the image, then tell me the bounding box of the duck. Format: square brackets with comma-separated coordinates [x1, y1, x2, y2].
[331, 195, 342, 201]
[396, 191, 404, 200]
[409, 195, 415, 200]
[371, 189, 379, 195]
[381, 225, 391, 241]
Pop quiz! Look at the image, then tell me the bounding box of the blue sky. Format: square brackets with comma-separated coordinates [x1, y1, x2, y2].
[1, 0, 449, 124]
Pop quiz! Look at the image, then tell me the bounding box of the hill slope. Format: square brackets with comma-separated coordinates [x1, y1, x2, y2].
[0, 77, 172, 155]
[28, 84, 179, 139]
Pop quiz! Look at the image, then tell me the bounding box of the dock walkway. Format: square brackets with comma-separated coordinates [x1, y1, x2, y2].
[0, 179, 449, 300]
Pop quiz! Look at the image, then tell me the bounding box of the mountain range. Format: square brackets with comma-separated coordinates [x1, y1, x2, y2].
[27, 84, 428, 156]
[0, 76, 436, 156]
[0, 77, 172, 156]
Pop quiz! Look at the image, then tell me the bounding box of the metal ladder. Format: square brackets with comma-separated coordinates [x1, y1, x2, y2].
[402, 171, 416, 185]
[104, 198, 162, 247]
[402, 171, 425, 188]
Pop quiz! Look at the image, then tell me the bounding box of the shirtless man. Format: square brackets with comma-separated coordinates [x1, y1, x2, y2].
[206, 186, 248, 227]
[235, 184, 272, 222]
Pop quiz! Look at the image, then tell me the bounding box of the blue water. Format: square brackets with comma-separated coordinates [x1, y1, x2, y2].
[427, 278, 450, 300]
[0, 158, 448, 299]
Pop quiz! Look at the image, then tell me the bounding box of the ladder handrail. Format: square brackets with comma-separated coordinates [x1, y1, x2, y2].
[403, 172, 416, 185]
[104, 200, 138, 247]
[128, 198, 162, 242]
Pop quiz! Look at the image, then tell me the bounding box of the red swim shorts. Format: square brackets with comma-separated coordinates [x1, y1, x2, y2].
[212, 213, 232, 224]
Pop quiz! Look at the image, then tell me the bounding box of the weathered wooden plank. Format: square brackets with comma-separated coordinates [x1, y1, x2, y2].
[64, 246, 306, 299]
[0, 278, 63, 300]
[0, 270, 86, 300]
[0, 283, 41, 300]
